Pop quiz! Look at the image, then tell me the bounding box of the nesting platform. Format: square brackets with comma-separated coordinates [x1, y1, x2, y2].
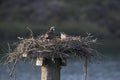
[4, 27, 100, 80]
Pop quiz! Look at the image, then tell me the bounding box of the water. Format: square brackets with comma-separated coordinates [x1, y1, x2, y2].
[0, 55, 120, 80]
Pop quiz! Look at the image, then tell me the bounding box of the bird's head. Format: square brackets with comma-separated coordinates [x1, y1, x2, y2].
[49, 26, 55, 33]
[60, 32, 66, 36]
[60, 32, 67, 40]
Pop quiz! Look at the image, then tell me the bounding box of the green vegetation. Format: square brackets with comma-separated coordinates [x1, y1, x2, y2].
[63, 0, 105, 4]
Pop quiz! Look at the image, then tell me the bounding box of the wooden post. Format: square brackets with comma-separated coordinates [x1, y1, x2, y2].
[40, 58, 66, 80]
[41, 63, 61, 80]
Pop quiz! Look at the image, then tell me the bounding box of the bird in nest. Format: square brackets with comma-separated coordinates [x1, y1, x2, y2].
[72, 36, 81, 41]
[45, 26, 55, 40]
[60, 32, 68, 41]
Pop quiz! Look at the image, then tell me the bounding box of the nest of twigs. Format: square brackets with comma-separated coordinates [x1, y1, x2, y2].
[5, 29, 100, 65]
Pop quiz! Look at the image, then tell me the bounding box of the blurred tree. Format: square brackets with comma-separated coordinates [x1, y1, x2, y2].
[0, 0, 120, 38]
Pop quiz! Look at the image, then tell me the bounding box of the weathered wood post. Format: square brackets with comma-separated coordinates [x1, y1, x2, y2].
[37, 57, 66, 80]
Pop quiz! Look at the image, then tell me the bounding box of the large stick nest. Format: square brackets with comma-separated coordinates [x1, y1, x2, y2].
[1, 27, 102, 80]
[5, 28, 101, 64]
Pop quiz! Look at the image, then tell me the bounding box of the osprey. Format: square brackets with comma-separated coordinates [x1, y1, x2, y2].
[45, 26, 55, 40]
[60, 32, 67, 41]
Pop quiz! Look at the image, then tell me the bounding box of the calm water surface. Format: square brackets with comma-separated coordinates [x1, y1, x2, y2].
[0, 55, 120, 80]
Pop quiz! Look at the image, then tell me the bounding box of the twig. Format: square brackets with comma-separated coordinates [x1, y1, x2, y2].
[8, 43, 11, 54]
[9, 59, 17, 78]
[26, 27, 33, 37]
[83, 56, 87, 80]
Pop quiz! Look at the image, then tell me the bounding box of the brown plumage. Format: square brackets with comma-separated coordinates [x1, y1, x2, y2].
[45, 26, 55, 40]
